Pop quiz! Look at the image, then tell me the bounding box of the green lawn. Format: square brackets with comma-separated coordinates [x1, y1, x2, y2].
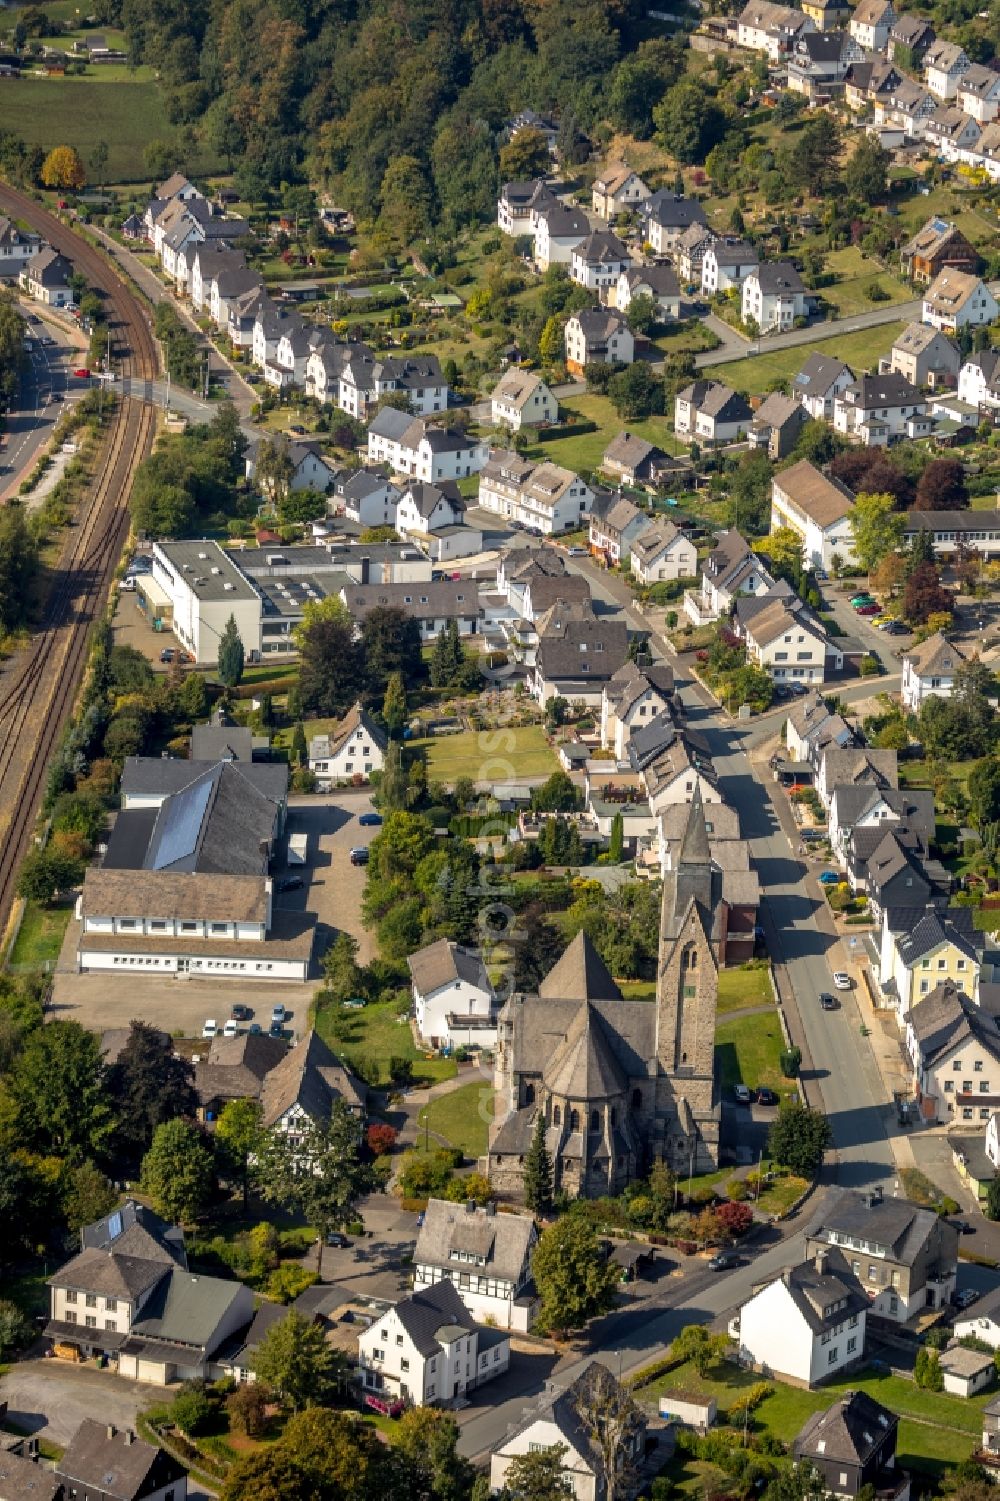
[523, 391, 687, 475]
[716, 964, 774, 1017]
[818, 247, 913, 318]
[0, 77, 188, 183]
[6, 899, 73, 967]
[411, 725, 559, 783]
[715, 1010, 794, 1100]
[422, 1080, 494, 1158]
[619, 979, 656, 1001]
[703, 323, 906, 396]
[313, 994, 457, 1086]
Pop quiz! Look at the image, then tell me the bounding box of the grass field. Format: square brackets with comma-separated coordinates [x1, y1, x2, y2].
[411, 725, 559, 783]
[7, 899, 73, 967]
[524, 391, 687, 475]
[313, 994, 457, 1086]
[716, 964, 773, 1017]
[703, 322, 906, 395]
[0, 77, 178, 183]
[819, 247, 913, 318]
[423, 1079, 494, 1158]
[715, 1010, 794, 1100]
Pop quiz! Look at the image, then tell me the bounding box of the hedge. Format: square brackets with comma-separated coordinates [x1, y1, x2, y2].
[230, 676, 299, 699]
[450, 812, 518, 836]
[536, 420, 599, 443]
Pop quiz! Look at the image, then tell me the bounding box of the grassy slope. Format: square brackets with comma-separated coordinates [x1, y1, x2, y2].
[411, 725, 559, 782]
[0, 77, 186, 183]
[703, 323, 906, 395]
[313, 994, 457, 1086]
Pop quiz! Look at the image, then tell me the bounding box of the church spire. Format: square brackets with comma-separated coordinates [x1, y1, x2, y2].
[678, 785, 711, 867]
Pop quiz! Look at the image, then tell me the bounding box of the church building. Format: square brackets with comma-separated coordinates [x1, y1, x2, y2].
[487, 791, 722, 1199]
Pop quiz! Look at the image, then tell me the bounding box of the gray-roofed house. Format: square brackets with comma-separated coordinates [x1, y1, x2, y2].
[600, 660, 678, 759]
[855, 825, 948, 923]
[366, 411, 489, 485]
[640, 193, 708, 257]
[792, 353, 856, 421]
[816, 746, 897, 808]
[308, 700, 387, 787]
[888, 322, 961, 388]
[491, 1361, 647, 1501]
[395, 480, 466, 537]
[194, 1031, 288, 1120]
[629, 517, 698, 586]
[533, 203, 591, 270]
[674, 381, 752, 444]
[904, 979, 1000, 1123]
[955, 1283, 1000, 1348]
[742, 261, 808, 331]
[531, 601, 631, 706]
[830, 782, 935, 864]
[588, 493, 653, 566]
[792, 1393, 908, 1501]
[340, 579, 481, 638]
[701, 238, 760, 295]
[489, 795, 724, 1199]
[834, 371, 928, 445]
[601, 432, 675, 490]
[413, 1198, 538, 1330]
[732, 1247, 868, 1385]
[0, 1441, 62, 1501]
[749, 390, 810, 459]
[564, 308, 635, 374]
[116, 1268, 254, 1385]
[570, 230, 632, 294]
[336, 466, 402, 528]
[613, 262, 681, 320]
[490, 368, 559, 430]
[804, 1185, 959, 1320]
[901, 631, 969, 711]
[258, 1028, 367, 1133]
[19, 247, 73, 306]
[190, 706, 269, 762]
[357, 1278, 510, 1406]
[408, 938, 496, 1051]
[245, 437, 338, 495]
[687, 529, 776, 626]
[879, 902, 981, 1018]
[55, 1418, 188, 1501]
[785, 690, 855, 768]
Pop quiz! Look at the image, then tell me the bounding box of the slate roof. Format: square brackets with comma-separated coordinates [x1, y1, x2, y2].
[811, 1188, 953, 1264]
[415, 1199, 534, 1282]
[621, 263, 680, 296]
[25, 248, 72, 286]
[81, 1200, 185, 1265]
[776, 1252, 868, 1333]
[341, 580, 480, 623]
[642, 194, 708, 231]
[903, 630, 969, 678]
[709, 238, 758, 267]
[793, 1392, 897, 1468]
[822, 747, 897, 791]
[539, 931, 623, 1002]
[753, 391, 808, 433]
[573, 230, 629, 265]
[501, 1361, 640, 1479]
[676, 381, 752, 424]
[537, 205, 591, 240]
[604, 659, 674, 719]
[50, 1244, 172, 1301]
[0, 1447, 61, 1501]
[630, 517, 686, 566]
[56, 1419, 186, 1501]
[603, 431, 662, 472]
[535, 608, 629, 685]
[195, 1032, 288, 1106]
[753, 261, 805, 296]
[898, 905, 978, 965]
[570, 308, 630, 342]
[908, 980, 1000, 1065]
[391, 1279, 477, 1357]
[259, 1030, 365, 1130]
[834, 785, 935, 846]
[842, 372, 921, 411]
[131, 1269, 245, 1349]
[310, 700, 389, 762]
[408, 938, 491, 997]
[793, 353, 854, 400]
[545, 1002, 629, 1099]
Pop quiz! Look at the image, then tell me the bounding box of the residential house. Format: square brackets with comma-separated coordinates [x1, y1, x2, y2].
[701, 239, 760, 295]
[924, 39, 971, 98]
[490, 369, 558, 430]
[804, 1186, 959, 1320]
[788, 30, 863, 100]
[268, 323, 313, 390]
[54, 1419, 189, 1501]
[785, 691, 855, 768]
[889, 14, 935, 64]
[193, 1031, 287, 1121]
[497, 179, 559, 236]
[336, 468, 401, 529]
[742, 262, 808, 332]
[189, 243, 247, 312]
[308, 701, 387, 788]
[802, 0, 850, 27]
[258, 1029, 367, 1141]
[588, 494, 652, 566]
[874, 77, 938, 138]
[675, 222, 718, 285]
[687, 529, 775, 627]
[792, 353, 855, 420]
[496, 548, 593, 623]
[630, 518, 698, 585]
[531, 601, 630, 706]
[850, 0, 895, 50]
[833, 372, 927, 446]
[955, 1284, 1000, 1347]
[900, 631, 970, 710]
[508, 109, 559, 152]
[601, 432, 671, 489]
[985, 1393, 1000, 1459]
[879, 904, 981, 1018]
[816, 746, 897, 809]
[674, 381, 752, 444]
[739, 594, 834, 685]
[479, 452, 595, 535]
[922, 268, 998, 331]
[924, 106, 982, 162]
[736, 0, 816, 57]
[958, 348, 1000, 411]
[340, 580, 481, 640]
[413, 1199, 537, 1331]
[600, 660, 677, 759]
[189, 708, 268, 763]
[634, 724, 725, 820]
[396, 481, 466, 537]
[959, 63, 1000, 121]
[613, 264, 681, 319]
[19, 248, 73, 306]
[888, 323, 960, 387]
[563, 309, 635, 375]
[749, 391, 810, 459]
[490, 1362, 647, 1501]
[858, 826, 941, 923]
[533, 205, 590, 270]
[770, 461, 856, 571]
[905, 980, 1000, 1124]
[245, 439, 337, 495]
[792, 1393, 909, 1501]
[227, 283, 270, 350]
[901, 217, 979, 282]
[591, 165, 651, 219]
[0, 216, 40, 277]
[303, 339, 351, 406]
[640, 193, 708, 257]
[830, 783, 935, 865]
[408, 940, 496, 1052]
[939, 1346, 995, 1396]
[357, 1279, 510, 1406]
[731, 1250, 867, 1386]
[251, 302, 301, 376]
[845, 58, 903, 112]
[366, 410, 488, 484]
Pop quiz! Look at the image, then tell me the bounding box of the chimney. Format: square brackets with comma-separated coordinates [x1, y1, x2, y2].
[124, 1430, 135, 1446]
[866, 1186, 883, 1208]
[815, 1249, 829, 1275]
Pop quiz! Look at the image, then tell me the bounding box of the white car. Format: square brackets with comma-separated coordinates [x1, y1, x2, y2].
[201, 1019, 217, 1038]
[833, 972, 851, 990]
[223, 1019, 239, 1038]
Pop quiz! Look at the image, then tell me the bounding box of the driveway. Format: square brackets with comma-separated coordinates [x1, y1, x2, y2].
[286, 792, 379, 964]
[0, 1359, 152, 1447]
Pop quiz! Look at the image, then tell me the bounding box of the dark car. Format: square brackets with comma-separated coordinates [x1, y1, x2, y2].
[277, 875, 304, 892]
[231, 1004, 252, 1022]
[755, 1087, 778, 1106]
[709, 1251, 739, 1270]
[326, 1232, 350, 1248]
[856, 603, 882, 616]
[269, 1021, 285, 1038]
[819, 993, 837, 1011]
[359, 812, 383, 826]
[159, 648, 175, 663]
[951, 1218, 975, 1235]
[289, 423, 306, 436]
[350, 846, 370, 866]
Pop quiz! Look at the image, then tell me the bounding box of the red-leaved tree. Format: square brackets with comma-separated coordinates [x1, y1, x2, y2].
[717, 1201, 754, 1238]
[367, 1124, 398, 1157]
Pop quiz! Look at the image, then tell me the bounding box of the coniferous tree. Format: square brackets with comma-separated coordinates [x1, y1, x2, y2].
[523, 1112, 553, 1216]
[291, 722, 307, 767]
[217, 614, 245, 688]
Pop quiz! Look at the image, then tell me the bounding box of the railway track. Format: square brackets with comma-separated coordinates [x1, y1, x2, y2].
[0, 185, 158, 935]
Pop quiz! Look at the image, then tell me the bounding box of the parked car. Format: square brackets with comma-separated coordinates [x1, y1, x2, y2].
[201, 1019, 217, 1038]
[271, 1004, 286, 1024]
[755, 1087, 778, 1106]
[159, 648, 175, 663]
[709, 1250, 739, 1270]
[819, 993, 837, 1011]
[734, 1083, 752, 1104]
[358, 812, 383, 826]
[871, 615, 892, 627]
[277, 875, 304, 892]
[269, 1021, 285, 1038]
[833, 972, 851, 990]
[567, 546, 588, 556]
[326, 1232, 350, 1248]
[223, 1019, 239, 1038]
[850, 593, 875, 606]
[955, 1287, 980, 1308]
[231, 1004, 252, 1021]
[350, 846, 370, 866]
[883, 623, 908, 636]
[289, 423, 306, 436]
[819, 871, 840, 884]
[951, 1218, 976, 1235]
[249, 1023, 262, 1035]
[72, 367, 91, 378]
[856, 604, 882, 616]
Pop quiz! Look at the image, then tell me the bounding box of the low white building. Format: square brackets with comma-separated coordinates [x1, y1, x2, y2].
[151, 540, 262, 664]
[939, 1346, 995, 1397]
[367, 410, 488, 484]
[731, 1252, 868, 1387]
[742, 262, 808, 332]
[490, 369, 558, 430]
[408, 938, 496, 1052]
[770, 460, 856, 572]
[674, 381, 752, 444]
[922, 268, 998, 332]
[413, 1199, 537, 1331]
[357, 1279, 510, 1407]
[309, 702, 387, 788]
[955, 1285, 1000, 1348]
[900, 631, 970, 711]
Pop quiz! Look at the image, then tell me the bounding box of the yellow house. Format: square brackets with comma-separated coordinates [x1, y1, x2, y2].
[880, 907, 980, 1024]
[801, 0, 849, 28]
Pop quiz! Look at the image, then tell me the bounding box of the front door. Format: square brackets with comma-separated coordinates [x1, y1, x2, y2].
[177, 958, 190, 974]
[454, 1379, 460, 1397]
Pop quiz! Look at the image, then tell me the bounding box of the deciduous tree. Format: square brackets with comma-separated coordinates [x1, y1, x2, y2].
[914, 457, 969, 512]
[767, 1100, 832, 1177]
[532, 1214, 619, 1335]
[294, 597, 365, 716]
[903, 561, 952, 625]
[573, 1363, 644, 1501]
[11, 1020, 113, 1163]
[106, 1019, 197, 1167]
[140, 1118, 216, 1223]
[499, 127, 551, 181]
[849, 492, 905, 576]
[501, 1444, 573, 1500]
[41, 145, 85, 190]
[216, 1098, 264, 1210]
[253, 1312, 346, 1411]
[256, 1100, 371, 1241]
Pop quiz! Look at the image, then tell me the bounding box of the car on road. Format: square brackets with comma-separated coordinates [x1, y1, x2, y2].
[883, 623, 908, 636]
[231, 1004, 252, 1021]
[159, 648, 175, 663]
[277, 875, 304, 892]
[72, 367, 91, 378]
[201, 1019, 217, 1038]
[819, 871, 840, 884]
[755, 1087, 778, 1106]
[358, 812, 382, 826]
[856, 603, 882, 616]
[955, 1287, 980, 1308]
[870, 615, 892, 626]
[567, 547, 588, 556]
[326, 1232, 350, 1247]
[951, 1218, 976, 1235]
[833, 972, 851, 990]
[350, 846, 370, 866]
[786, 682, 809, 696]
[819, 993, 837, 1011]
[734, 1083, 752, 1104]
[709, 1250, 739, 1270]
[271, 1004, 286, 1024]
[223, 1019, 239, 1038]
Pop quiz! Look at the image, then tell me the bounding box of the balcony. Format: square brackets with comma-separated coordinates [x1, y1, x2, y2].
[683, 590, 718, 627]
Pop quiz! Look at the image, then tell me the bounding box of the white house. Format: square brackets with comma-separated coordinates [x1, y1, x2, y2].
[336, 469, 401, 528]
[850, 0, 895, 53]
[56, 1419, 188, 1501]
[19, 247, 73, 306]
[955, 1285, 1000, 1348]
[958, 63, 1000, 122]
[736, 0, 816, 57]
[900, 631, 970, 711]
[639, 193, 708, 257]
[702, 240, 759, 296]
[309, 702, 387, 788]
[367, 410, 488, 484]
[497, 179, 559, 237]
[245, 440, 337, 496]
[939, 1346, 995, 1397]
[742, 262, 808, 332]
[479, 452, 595, 535]
[396, 481, 465, 537]
[740, 596, 834, 685]
[924, 39, 971, 99]
[731, 1252, 867, 1386]
[817, 745, 898, 811]
[958, 348, 1000, 410]
[905, 979, 1000, 1125]
[413, 1199, 537, 1331]
[770, 460, 856, 572]
[833, 372, 927, 446]
[630, 518, 697, 585]
[786, 692, 854, 769]
[879, 905, 980, 1021]
[792, 354, 855, 421]
[674, 381, 752, 444]
[564, 309, 635, 375]
[340, 580, 481, 640]
[600, 660, 676, 760]
[533, 205, 590, 269]
[490, 369, 558, 430]
[685, 529, 775, 627]
[357, 1280, 510, 1406]
[828, 783, 934, 865]
[408, 939, 496, 1052]
[613, 264, 681, 320]
[675, 223, 718, 285]
[0, 215, 41, 277]
[570, 231, 631, 295]
[922, 268, 999, 331]
[592, 164, 651, 219]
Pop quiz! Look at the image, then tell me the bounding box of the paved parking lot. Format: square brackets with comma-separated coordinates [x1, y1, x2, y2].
[285, 792, 380, 964]
[0, 1359, 150, 1447]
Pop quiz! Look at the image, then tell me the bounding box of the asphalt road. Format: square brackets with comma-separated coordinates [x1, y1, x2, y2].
[2, 310, 83, 492]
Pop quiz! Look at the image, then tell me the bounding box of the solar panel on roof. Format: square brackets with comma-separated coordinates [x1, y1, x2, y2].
[108, 1210, 123, 1241]
[150, 776, 214, 869]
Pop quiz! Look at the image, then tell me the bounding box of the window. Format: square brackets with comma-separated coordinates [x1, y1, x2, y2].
[590, 1110, 600, 1132]
[372, 1348, 384, 1361]
[211, 922, 228, 934]
[632, 1088, 642, 1109]
[396, 1334, 403, 1346]
[982, 1082, 991, 1093]
[868, 1265, 878, 1281]
[66, 1290, 77, 1304]
[401, 1359, 410, 1372]
[65, 1311, 76, 1324]
[954, 1060, 963, 1070]
[85, 1316, 97, 1329]
[570, 1109, 580, 1131]
[426, 1386, 435, 1399]
[180, 920, 198, 933]
[86, 1294, 97, 1308]
[828, 1347, 839, 1364]
[963, 1107, 974, 1120]
[944, 1079, 954, 1092]
[964, 1081, 973, 1094]
[553, 1105, 561, 1126]
[105, 1319, 116, 1331]
[105, 1298, 117, 1311]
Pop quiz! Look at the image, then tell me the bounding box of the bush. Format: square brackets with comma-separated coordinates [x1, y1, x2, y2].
[726, 1178, 749, 1202]
[265, 1264, 318, 1303]
[716, 1200, 754, 1237]
[227, 1382, 269, 1437]
[366, 1123, 398, 1156]
[171, 1388, 213, 1437]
